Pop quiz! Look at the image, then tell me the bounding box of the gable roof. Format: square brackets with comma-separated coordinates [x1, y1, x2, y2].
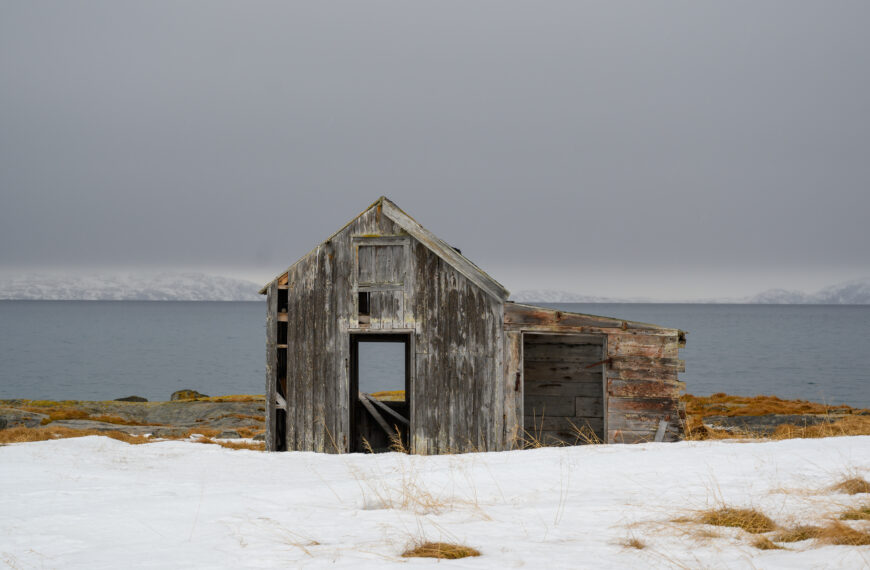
[259, 197, 510, 301]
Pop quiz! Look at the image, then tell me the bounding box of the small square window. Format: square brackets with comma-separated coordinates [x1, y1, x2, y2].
[358, 291, 370, 316]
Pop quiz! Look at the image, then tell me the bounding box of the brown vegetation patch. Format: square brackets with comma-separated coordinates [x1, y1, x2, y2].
[839, 504, 870, 521]
[0, 426, 150, 445]
[88, 414, 151, 426]
[201, 394, 265, 403]
[183, 428, 222, 439]
[817, 522, 870, 546]
[401, 542, 480, 559]
[772, 525, 823, 543]
[771, 416, 870, 439]
[831, 477, 870, 495]
[236, 427, 264, 439]
[620, 537, 646, 549]
[42, 409, 91, 421]
[683, 393, 863, 418]
[230, 413, 265, 423]
[369, 390, 405, 402]
[191, 436, 264, 451]
[697, 507, 777, 534]
[751, 536, 784, 550]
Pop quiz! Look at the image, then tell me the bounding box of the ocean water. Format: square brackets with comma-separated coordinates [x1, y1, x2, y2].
[0, 301, 868, 407]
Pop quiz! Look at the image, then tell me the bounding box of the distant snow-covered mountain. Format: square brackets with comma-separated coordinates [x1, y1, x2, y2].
[0, 272, 263, 301]
[512, 278, 870, 304]
[509, 290, 636, 303]
[747, 279, 870, 304]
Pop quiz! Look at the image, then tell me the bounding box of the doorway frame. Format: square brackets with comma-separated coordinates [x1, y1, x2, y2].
[348, 332, 414, 452]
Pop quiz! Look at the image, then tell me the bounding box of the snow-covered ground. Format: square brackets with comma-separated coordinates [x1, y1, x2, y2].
[1, 437, 869, 569]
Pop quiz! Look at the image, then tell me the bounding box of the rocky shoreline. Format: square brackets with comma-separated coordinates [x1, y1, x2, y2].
[0, 396, 266, 439]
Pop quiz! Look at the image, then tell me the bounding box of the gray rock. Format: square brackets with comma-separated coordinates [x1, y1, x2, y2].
[171, 389, 208, 401]
[47, 419, 155, 435]
[0, 407, 48, 429]
[150, 427, 190, 438]
[704, 414, 837, 435]
[218, 430, 241, 439]
[253, 433, 266, 441]
[114, 396, 147, 402]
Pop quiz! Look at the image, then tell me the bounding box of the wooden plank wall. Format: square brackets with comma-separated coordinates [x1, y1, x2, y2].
[504, 303, 685, 445]
[523, 334, 605, 445]
[266, 204, 507, 454]
[264, 282, 277, 452]
[410, 240, 504, 454]
[605, 333, 685, 443]
[275, 207, 405, 453]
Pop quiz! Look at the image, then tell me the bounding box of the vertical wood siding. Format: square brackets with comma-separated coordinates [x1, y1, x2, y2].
[266, 206, 508, 454]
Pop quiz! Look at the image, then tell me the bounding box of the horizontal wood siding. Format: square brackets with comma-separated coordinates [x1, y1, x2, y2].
[505, 303, 686, 444]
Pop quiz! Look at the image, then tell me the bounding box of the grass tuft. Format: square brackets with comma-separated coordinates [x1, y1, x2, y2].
[191, 436, 264, 451]
[839, 504, 870, 521]
[772, 525, 822, 543]
[697, 507, 777, 534]
[620, 537, 646, 550]
[682, 393, 862, 418]
[751, 536, 784, 550]
[401, 542, 480, 559]
[817, 522, 870, 546]
[830, 477, 870, 495]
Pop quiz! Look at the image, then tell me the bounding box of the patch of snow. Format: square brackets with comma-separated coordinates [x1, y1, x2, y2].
[1, 436, 869, 568]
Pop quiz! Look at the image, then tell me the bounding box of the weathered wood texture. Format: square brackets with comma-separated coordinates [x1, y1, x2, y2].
[410, 239, 504, 454]
[274, 206, 404, 452]
[503, 331, 523, 448]
[266, 200, 507, 454]
[264, 282, 277, 451]
[523, 334, 605, 445]
[264, 198, 685, 453]
[505, 303, 686, 444]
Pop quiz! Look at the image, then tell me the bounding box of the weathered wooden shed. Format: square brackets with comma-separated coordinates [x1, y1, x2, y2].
[261, 197, 687, 454]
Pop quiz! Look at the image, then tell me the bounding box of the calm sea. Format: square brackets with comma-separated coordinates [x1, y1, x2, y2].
[0, 301, 868, 407]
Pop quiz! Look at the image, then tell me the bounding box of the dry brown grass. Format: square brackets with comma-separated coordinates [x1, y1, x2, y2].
[831, 477, 870, 495]
[183, 428, 222, 438]
[772, 525, 823, 542]
[230, 413, 265, 423]
[191, 436, 264, 451]
[839, 504, 870, 521]
[620, 537, 646, 550]
[401, 542, 480, 559]
[683, 393, 863, 418]
[200, 394, 265, 402]
[236, 426, 265, 439]
[817, 522, 870, 546]
[42, 409, 91, 421]
[369, 390, 405, 402]
[88, 414, 151, 426]
[0, 426, 150, 445]
[771, 416, 870, 439]
[697, 507, 777, 534]
[751, 536, 784, 550]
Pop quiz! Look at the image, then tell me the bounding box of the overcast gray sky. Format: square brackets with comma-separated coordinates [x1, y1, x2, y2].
[2, 1, 868, 299]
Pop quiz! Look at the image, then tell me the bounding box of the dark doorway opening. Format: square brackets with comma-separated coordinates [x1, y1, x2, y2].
[349, 334, 411, 453]
[523, 333, 606, 445]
